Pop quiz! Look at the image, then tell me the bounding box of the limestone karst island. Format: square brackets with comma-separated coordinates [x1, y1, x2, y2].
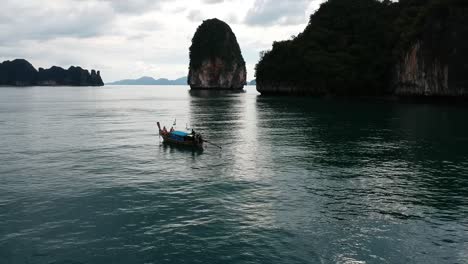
[255, 0, 468, 97]
[188, 18, 247, 90]
[0, 59, 103, 86]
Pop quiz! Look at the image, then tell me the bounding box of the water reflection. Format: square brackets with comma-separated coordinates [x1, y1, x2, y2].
[188, 89, 261, 182]
[188, 89, 246, 98]
[159, 142, 204, 155]
[255, 96, 468, 221]
[254, 96, 468, 263]
[188, 90, 282, 251]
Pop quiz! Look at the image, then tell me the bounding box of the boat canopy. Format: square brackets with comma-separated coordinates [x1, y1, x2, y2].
[171, 131, 190, 137]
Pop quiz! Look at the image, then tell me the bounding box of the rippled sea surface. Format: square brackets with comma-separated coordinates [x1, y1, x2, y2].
[1, 85, 467, 264]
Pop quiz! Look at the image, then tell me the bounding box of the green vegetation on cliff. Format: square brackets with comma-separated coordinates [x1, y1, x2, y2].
[255, 0, 468, 95]
[189, 18, 245, 70]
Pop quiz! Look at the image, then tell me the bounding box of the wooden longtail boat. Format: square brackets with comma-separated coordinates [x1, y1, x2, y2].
[157, 122, 204, 150]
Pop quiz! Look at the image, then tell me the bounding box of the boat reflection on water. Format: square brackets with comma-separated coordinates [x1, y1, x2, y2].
[159, 139, 204, 155]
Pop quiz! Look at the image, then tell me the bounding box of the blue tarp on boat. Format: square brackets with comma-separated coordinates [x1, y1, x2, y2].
[171, 131, 189, 137]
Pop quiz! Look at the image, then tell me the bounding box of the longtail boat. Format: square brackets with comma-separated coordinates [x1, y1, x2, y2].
[157, 122, 204, 150]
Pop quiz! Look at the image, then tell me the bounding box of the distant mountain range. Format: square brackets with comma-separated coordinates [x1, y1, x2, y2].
[107, 76, 256, 86]
[248, 79, 256, 85]
[107, 76, 187, 85]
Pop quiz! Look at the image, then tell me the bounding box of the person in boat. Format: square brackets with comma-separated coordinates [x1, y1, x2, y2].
[195, 134, 202, 144]
[170, 126, 174, 132]
[191, 129, 195, 136]
[163, 126, 168, 134]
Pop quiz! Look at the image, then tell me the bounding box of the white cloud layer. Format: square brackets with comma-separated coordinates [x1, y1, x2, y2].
[245, 0, 311, 26]
[0, 0, 325, 82]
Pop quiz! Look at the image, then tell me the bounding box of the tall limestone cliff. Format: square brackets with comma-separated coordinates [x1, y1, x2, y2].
[394, 1, 468, 96]
[255, 0, 468, 98]
[188, 18, 246, 90]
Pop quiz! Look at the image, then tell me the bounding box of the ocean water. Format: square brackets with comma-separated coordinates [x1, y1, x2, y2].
[0, 85, 467, 264]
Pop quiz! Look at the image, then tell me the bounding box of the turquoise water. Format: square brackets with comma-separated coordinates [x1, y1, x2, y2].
[0, 85, 467, 264]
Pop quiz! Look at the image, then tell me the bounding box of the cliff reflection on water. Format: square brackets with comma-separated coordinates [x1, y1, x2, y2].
[0, 86, 466, 264]
[254, 96, 468, 220]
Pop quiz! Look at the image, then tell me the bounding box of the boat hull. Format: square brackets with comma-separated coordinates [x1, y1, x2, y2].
[161, 135, 204, 150]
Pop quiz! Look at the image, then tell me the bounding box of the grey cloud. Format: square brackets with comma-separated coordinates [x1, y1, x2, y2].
[187, 10, 237, 24]
[131, 18, 163, 31]
[245, 0, 311, 26]
[0, 0, 115, 44]
[187, 10, 204, 22]
[99, 0, 161, 14]
[73, 0, 166, 14]
[171, 7, 187, 13]
[126, 33, 151, 41]
[226, 13, 239, 24]
[203, 0, 224, 3]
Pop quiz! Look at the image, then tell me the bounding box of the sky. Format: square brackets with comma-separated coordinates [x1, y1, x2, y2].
[0, 0, 325, 82]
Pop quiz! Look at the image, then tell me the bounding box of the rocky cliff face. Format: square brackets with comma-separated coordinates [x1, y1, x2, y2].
[188, 18, 246, 90]
[255, 0, 468, 98]
[394, 4, 468, 97]
[394, 42, 451, 96]
[189, 57, 246, 89]
[0, 59, 104, 86]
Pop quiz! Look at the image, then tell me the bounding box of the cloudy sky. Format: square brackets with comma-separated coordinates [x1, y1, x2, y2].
[0, 0, 324, 82]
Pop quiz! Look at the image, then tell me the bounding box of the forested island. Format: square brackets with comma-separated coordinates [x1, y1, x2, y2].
[0, 59, 104, 86]
[188, 18, 246, 90]
[255, 0, 468, 97]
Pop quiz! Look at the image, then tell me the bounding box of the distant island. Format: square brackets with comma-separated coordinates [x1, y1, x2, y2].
[107, 76, 188, 85]
[256, 0, 468, 97]
[0, 59, 103, 86]
[248, 80, 256, 85]
[188, 18, 246, 90]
